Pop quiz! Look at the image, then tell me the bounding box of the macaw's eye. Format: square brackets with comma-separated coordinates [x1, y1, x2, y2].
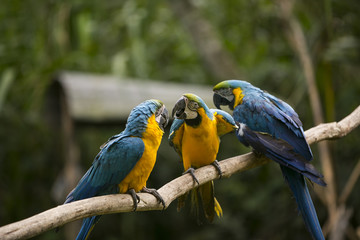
[188, 101, 199, 111]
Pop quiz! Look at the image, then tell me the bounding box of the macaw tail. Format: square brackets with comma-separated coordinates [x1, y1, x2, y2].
[191, 181, 223, 222]
[281, 166, 325, 240]
[76, 216, 101, 240]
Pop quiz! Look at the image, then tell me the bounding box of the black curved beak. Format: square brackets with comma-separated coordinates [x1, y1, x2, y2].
[160, 107, 169, 131]
[172, 97, 187, 119]
[213, 92, 232, 110]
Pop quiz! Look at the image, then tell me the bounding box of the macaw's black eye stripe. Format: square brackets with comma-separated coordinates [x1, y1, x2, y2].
[184, 113, 202, 127]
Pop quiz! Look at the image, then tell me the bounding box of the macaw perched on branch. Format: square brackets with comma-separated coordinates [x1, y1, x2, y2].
[213, 80, 326, 240]
[169, 93, 237, 222]
[64, 99, 169, 240]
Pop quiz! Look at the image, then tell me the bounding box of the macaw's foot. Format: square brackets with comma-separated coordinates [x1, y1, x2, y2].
[211, 160, 223, 179]
[141, 187, 166, 209]
[128, 189, 141, 211]
[183, 167, 199, 185]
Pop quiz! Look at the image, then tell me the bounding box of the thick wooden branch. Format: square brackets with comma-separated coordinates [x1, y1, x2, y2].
[305, 105, 360, 144]
[0, 106, 359, 240]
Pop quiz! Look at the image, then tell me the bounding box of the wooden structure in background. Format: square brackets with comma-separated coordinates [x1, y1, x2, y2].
[54, 71, 215, 123]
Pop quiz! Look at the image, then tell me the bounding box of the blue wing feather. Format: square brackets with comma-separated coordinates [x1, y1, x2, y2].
[236, 124, 325, 186]
[234, 93, 313, 161]
[169, 119, 185, 143]
[168, 118, 185, 156]
[65, 135, 145, 203]
[210, 109, 236, 137]
[209, 109, 236, 126]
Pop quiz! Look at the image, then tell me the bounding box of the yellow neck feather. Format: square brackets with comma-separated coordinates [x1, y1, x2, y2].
[233, 88, 244, 108]
[142, 115, 164, 147]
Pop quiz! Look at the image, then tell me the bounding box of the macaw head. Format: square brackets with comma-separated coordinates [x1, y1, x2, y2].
[153, 100, 170, 131]
[172, 93, 212, 123]
[213, 80, 253, 110]
[126, 99, 169, 136]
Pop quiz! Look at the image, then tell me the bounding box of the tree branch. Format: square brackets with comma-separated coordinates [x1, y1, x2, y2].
[0, 106, 359, 240]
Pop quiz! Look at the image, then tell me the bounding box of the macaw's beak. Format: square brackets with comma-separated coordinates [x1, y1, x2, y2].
[213, 92, 231, 109]
[172, 96, 187, 119]
[213, 91, 235, 110]
[158, 106, 169, 131]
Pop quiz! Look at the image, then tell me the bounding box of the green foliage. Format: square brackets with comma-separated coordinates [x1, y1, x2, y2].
[0, 0, 359, 239]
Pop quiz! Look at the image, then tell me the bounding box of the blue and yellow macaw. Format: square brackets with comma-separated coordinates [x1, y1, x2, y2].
[169, 93, 237, 222]
[64, 99, 169, 240]
[213, 80, 326, 240]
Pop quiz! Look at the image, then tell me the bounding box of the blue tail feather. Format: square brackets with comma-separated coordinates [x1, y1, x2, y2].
[76, 216, 101, 240]
[281, 166, 324, 240]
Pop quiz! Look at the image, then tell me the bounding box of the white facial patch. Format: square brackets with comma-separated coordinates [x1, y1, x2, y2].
[237, 123, 246, 136]
[184, 108, 198, 119]
[225, 94, 234, 102]
[155, 105, 164, 123]
[155, 114, 162, 123]
[217, 89, 235, 102]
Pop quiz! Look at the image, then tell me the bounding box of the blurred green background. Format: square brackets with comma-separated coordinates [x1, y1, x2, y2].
[0, 0, 359, 239]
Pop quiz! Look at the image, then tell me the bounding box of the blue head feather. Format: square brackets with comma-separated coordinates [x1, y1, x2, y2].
[214, 80, 259, 92]
[124, 99, 163, 137]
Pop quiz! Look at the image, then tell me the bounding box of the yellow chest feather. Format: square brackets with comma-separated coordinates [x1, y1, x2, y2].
[118, 115, 163, 193]
[182, 110, 220, 170]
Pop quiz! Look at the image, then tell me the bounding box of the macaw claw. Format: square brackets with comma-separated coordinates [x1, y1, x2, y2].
[128, 189, 141, 211]
[211, 160, 223, 179]
[141, 187, 166, 209]
[183, 167, 200, 185]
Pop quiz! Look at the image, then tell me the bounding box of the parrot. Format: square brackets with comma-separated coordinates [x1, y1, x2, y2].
[169, 93, 237, 222]
[213, 80, 326, 240]
[64, 99, 169, 240]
